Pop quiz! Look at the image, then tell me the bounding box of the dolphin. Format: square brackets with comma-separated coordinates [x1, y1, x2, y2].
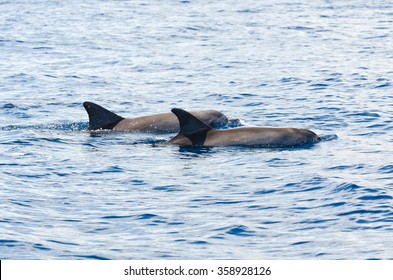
[83, 101, 229, 133]
[166, 108, 321, 147]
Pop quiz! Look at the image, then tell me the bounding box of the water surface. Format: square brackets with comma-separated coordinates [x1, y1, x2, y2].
[1, 0, 393, 259]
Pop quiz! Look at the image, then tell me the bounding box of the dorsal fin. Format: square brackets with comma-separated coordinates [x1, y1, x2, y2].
[171, 108, 213, 145]
[83, 101, 124, 130]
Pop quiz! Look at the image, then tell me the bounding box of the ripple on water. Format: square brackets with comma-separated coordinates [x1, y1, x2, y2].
[210, 225, 256, 238]
[0, 122, 88, 131]
[2, 103, 16, 109]
[332, 182, 362, 193]
[33, 244, 51, 251]
[152, 185, 181, 192]
[0, 240, 20, 247]
[379, 165, 393, 174]
[101, 215, 133, 219]
[73, 255, 110, 260]
[357, 195, 393, 201]
[327, 164, 365, 170]
[337, 209, 391, 218]
[137, 213, 159, 220]
[226, 225, 256, 237]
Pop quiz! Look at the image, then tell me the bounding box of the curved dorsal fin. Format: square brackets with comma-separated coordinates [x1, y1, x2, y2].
[171, 108, 213, 145]
[83, 102, 124, 130]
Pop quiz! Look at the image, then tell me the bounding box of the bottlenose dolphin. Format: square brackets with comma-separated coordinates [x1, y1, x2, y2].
[83, 102, 228, 133]
[167, 108, 321, 147]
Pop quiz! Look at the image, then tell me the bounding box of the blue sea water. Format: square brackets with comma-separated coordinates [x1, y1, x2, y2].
[1, 0, 393, 259]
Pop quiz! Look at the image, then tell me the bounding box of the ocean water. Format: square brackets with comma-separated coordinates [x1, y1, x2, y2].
[1, 0, 393, 259]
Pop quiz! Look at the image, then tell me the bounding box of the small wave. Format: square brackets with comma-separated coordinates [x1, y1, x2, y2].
[92, 165, 124, 174]
[320, 134, 338, 141]
[1, 122, 88, 131]
[47, 239, 78, 246]
[73, 255, 110, 260]
[213, 200, 252, 205]
[346, 112, 380, 118]
[153, 185, 181, 192]
[327, 164, 364, 171]
[325, 77, 343, 82]
[225, 225, 256, 237]
[332, 182, 362, 193]
[245, 102, 264, 107]
[291, 241, 313, 246]
[358, 195, 393, 201]
[32, 46, 53, 50]
[379, 165, 393, 174]
[237, 9, 262, 14]
[137, 213, 158, 220]
[0, 239, 19, 247]
[11, 200, 32, 208]
[177, 146, 215, 156]
[33, 244, 51, 251]
[223, 118, 245, 128]
[374, 82, 392, 88]
[46, 122, 88, 131]
[190, 240, 209, 245]
[320, 202, 346, 208]
[254, 189, 277, 195]
[296, 218, 338, 225]
[2, 103, 16, 109]
[279, 77, 300, 83]
[311, 83, 329, 87]
[101, 215, 133, 219]
[337, 209, 390, 217]
[286, 26, 314, 31]
[129, 179, 148, 186]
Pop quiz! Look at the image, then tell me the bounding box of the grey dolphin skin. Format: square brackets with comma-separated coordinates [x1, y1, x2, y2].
[167, 108, 321, 147]
[83, 102, 228, 133]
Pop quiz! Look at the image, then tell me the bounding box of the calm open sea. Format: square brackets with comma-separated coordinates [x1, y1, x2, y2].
[1, 0, 393, 259]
